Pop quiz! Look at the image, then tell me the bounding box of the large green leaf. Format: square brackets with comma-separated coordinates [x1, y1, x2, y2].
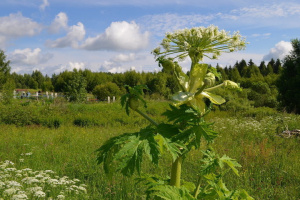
[155, 134, 184, 161]
[162, 104, 200, 125]
[96, 126, 160, 176]
[200, 91, 226, 105]
[149, 185, 195, 200]
[219, 155, 242, 176]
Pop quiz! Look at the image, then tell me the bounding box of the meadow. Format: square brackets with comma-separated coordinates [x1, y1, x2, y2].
[0, 100, 299, 199]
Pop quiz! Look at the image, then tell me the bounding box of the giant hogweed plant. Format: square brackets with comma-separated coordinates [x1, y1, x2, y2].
[96, 25, 253, 199]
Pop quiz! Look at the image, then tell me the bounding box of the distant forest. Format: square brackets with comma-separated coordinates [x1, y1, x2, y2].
[1, 39, 300, 114]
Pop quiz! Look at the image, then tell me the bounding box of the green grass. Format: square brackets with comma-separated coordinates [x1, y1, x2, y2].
[0, 101, 299, 199]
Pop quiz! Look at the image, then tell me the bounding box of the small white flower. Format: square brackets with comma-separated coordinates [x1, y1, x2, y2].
[56, 194, 65, 200]
[6, 180, 22, 188]
[5, 167, 17, 172]
[11, 193, 28, 200]
[26, 186, 43, 194]
[44, 170, 55, 174]
[0, 181, 5, 189]
[34, 190, 46, 198]
[78, 186, 87, 193]
[3, 188, 18, 196]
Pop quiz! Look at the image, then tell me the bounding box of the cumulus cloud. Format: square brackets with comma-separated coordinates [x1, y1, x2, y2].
[81, 21, 149, 51]
[9, 48, 53, 66]
[0, 13, 42, 47]
[52, 62, 86, 74]
[48, 12, 68, 34]
[139, 13, 214, 36]
[111, 53, 141, 63]
[46, 22, 85, 48]
[40, 0, 49, 11]
[263, 41, 293, 61]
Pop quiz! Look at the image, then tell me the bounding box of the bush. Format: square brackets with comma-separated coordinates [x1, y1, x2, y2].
[73, 117, 99, 127]
[42, 117, 62, 128]
[92, 82, 121, 101]
[0, 104, 41, 126]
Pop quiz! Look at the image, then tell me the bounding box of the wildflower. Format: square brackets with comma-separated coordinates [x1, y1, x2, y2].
[11, 193, 28, 200]
[34, 190, 46, 198]
[56, 194, 65, 200]
[44, 170, 55, 174]
[26, 186, 43, 194]
[0, 181, 5, 189]
[3, 188, 18, 196]
[6, 180, 22, 188]
[78, 186, 87, 193]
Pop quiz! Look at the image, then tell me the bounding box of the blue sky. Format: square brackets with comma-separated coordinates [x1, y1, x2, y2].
[0, 0, 299, 75]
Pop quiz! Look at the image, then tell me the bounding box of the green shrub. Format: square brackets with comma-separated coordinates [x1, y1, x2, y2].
[73, 117, 99, 127]
[92, 82, 121, 101]
[42, 117, 62, 129]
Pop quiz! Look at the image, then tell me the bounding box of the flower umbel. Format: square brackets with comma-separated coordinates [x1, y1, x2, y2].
[152, 25, 247, 64]
[153, 25, 247, 114]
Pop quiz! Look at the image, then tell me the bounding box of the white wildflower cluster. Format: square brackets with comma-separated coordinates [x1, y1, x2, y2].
[0, 160, 88, 199]
[153, 25, 247, 63]
[212, 115, 300, 137]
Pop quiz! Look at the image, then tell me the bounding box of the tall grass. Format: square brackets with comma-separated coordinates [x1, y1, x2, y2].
[0, 101, 299, 199]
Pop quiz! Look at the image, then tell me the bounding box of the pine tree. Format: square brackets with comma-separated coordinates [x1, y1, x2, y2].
[259, 61, 267, 76]
[238, 59, 247, 76]
[273, 58, 282, 74]
[277, 38, 300, 113]
[266, 63, 274, 75]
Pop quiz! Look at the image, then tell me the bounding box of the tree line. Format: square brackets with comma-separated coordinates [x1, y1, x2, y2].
[0, 39, 299, 113]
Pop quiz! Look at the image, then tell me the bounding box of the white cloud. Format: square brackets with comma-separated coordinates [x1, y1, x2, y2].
[251, 33, 271, 37]
[48, 12, 68, 34]
[40, 0, 49, 11]
[139, 13, 214, 36]
[111, 53, 140, 63]
[220, 3, 300, 28]
[9, 48, 53, 65]
[0, 13, 42, 48]
[81, 21, 149, 51]
[52, 62, 85, 74]
[67, 61, 85, 70]
[263, 41, 292, 61]
[46, 22, 85, 48]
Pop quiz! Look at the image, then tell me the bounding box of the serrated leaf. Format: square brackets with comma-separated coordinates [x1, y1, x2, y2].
[150, 185, 195, 200]
[157, 123, 180, 138]
[155, 134, 183, 161]
[219, 155, 241, 176]
[163, 104, 200, 125]
[96, 127, 160, 176]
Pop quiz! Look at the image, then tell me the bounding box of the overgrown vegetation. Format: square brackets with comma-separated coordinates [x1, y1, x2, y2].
[96, 25, 252, 199]
[0, 101, 299, 199]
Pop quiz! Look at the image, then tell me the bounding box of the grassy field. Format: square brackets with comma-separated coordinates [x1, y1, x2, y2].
[0, 101, 299, 199]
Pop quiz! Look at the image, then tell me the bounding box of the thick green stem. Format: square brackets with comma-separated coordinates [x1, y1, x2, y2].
[135, 108, 158, 127]
[170, 156, 182, 187]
